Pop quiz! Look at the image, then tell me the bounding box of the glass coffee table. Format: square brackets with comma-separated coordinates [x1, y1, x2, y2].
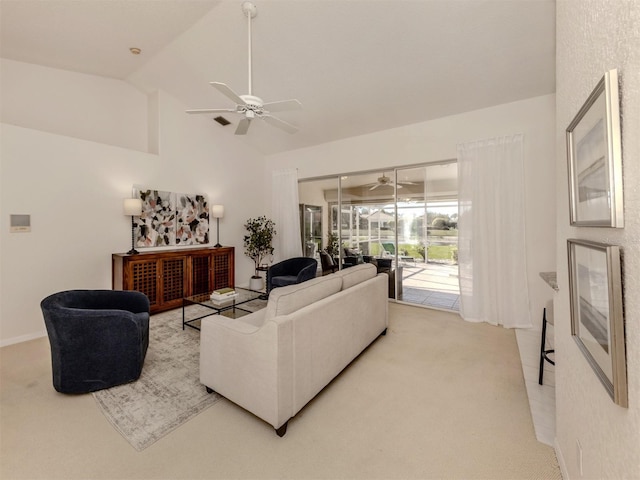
[182, 288, 264, 331]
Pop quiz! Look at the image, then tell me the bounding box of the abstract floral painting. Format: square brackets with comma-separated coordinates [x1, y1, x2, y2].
[132, 186, 209, 248]
[176, 193, 209, 245]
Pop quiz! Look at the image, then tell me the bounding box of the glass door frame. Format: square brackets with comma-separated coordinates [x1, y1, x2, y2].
[298, 159, 457, 304]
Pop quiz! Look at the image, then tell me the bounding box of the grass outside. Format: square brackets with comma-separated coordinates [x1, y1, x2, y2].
[428, 229, 458, 237]
[397, 244, 457, 264]
[427, 245, 457, 261]
[351, 236, 458, 263]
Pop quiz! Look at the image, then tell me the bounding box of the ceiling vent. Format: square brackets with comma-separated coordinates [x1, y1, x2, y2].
[214, 116, 231, 126]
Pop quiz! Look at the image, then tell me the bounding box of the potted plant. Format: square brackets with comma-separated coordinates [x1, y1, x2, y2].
[325, 231, 340, 258]
[243, 216, 276, 291]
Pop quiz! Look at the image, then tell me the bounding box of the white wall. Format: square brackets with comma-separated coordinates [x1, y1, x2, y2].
[266, 94, 557, 331]
[1, 59, 149, 152]
[555, 2, 640, 478]
[0, 62, 266, 346]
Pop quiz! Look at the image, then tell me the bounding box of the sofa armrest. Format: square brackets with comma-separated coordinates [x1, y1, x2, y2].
[200, 310, 294, 429]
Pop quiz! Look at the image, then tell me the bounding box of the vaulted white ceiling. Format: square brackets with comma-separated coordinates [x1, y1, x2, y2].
[0, 0, 556, 156]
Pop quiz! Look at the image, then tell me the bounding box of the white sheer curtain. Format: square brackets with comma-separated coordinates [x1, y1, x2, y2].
[456, 134, 531, 328]
[272, 168, 302, 262]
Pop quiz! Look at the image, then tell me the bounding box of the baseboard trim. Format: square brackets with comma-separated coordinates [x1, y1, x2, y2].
[0, 330, 47, 348]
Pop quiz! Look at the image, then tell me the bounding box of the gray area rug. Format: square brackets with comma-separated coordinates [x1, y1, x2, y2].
[93, 301, 265, 451]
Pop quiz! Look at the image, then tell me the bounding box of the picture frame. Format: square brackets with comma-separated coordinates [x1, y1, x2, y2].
[566, 69, 623, 227]
[567, 239, 627, 407]
[132, 185, 209, 248]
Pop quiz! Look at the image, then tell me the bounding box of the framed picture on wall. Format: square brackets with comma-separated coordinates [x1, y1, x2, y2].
[567, 239, 627, 407]
[132, 186, 210, 248]
[566, 69, 623, 227]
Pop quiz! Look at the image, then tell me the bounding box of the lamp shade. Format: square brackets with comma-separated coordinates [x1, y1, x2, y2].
[123, 198, 142, 216]
[211, 204, 224, 218]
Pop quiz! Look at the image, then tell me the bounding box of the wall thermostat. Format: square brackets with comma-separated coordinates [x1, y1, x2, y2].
[10, 214, 31, 233]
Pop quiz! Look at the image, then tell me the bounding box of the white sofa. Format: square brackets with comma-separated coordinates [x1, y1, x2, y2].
[199, 263, 388, 436]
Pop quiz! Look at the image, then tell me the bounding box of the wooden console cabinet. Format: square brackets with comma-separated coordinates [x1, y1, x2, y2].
[112, 246, 234, 313]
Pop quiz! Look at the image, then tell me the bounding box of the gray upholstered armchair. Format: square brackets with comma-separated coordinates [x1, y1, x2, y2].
[320, 251, 338, 275]
[40, 289, 150, 393]
[343, 247, 364, 267]
[266, 257, 318, 294]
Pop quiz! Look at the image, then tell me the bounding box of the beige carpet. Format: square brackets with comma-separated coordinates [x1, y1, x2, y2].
[0, 302, 561, 479]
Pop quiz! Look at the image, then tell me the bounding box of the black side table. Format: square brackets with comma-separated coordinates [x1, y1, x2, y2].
[256, 265, 270, 300]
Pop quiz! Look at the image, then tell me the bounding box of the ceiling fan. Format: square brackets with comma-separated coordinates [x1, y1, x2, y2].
[186, 1, 302, 135]
[366, 173, 416, 190]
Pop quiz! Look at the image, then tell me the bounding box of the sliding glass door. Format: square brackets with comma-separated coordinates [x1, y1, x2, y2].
[298, 161, 459, 310]
[396, 163, 459, 310]
[339, 172, 395, 258]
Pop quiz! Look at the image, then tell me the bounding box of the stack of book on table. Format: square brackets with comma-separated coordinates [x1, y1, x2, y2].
[210, 287, 238, 305]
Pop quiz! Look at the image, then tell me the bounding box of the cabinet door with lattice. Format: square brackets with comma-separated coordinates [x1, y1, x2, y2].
[129, 259, 159, 310]
[159, 256, 187, 310]
[212, 249, 234, 291]
[191, 254, 212, 295]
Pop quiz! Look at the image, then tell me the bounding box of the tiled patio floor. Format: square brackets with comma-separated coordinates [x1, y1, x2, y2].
[397, 261, 460, 311]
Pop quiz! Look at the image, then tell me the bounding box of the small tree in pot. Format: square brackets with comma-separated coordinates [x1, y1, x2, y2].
[325, 231, 340, 257]
[243, 216, 276, 289]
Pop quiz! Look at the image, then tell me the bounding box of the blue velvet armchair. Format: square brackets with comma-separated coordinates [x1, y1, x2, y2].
[267, 257, 318, 294]
[40, 289, 150, 394]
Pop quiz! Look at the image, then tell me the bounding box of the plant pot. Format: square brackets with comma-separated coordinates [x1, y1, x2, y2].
[249, 276, 264, 291]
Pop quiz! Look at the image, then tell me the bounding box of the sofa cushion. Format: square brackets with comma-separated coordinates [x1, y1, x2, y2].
[335, 263, 376, 290]
[265, 275, 342, 319]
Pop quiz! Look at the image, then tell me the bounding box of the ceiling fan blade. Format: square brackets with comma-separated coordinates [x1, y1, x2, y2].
[235, 118, 251, 135]
[262, 99, 302, 112]
[186, 108, 237, 114]
[398, 181, 416, 185]
[210, 82, 246, 105]
[369, 184, 381, 191]
[262, 115, 298, 134]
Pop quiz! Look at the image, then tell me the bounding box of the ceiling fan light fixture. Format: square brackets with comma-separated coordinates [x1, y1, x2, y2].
[242, 1, 257, 19]
[365, 171, 415, 190]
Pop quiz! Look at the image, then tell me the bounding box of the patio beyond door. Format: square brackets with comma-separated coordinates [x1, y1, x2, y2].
[395, 164, 459, 310]
[297, 161, 459, 311]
